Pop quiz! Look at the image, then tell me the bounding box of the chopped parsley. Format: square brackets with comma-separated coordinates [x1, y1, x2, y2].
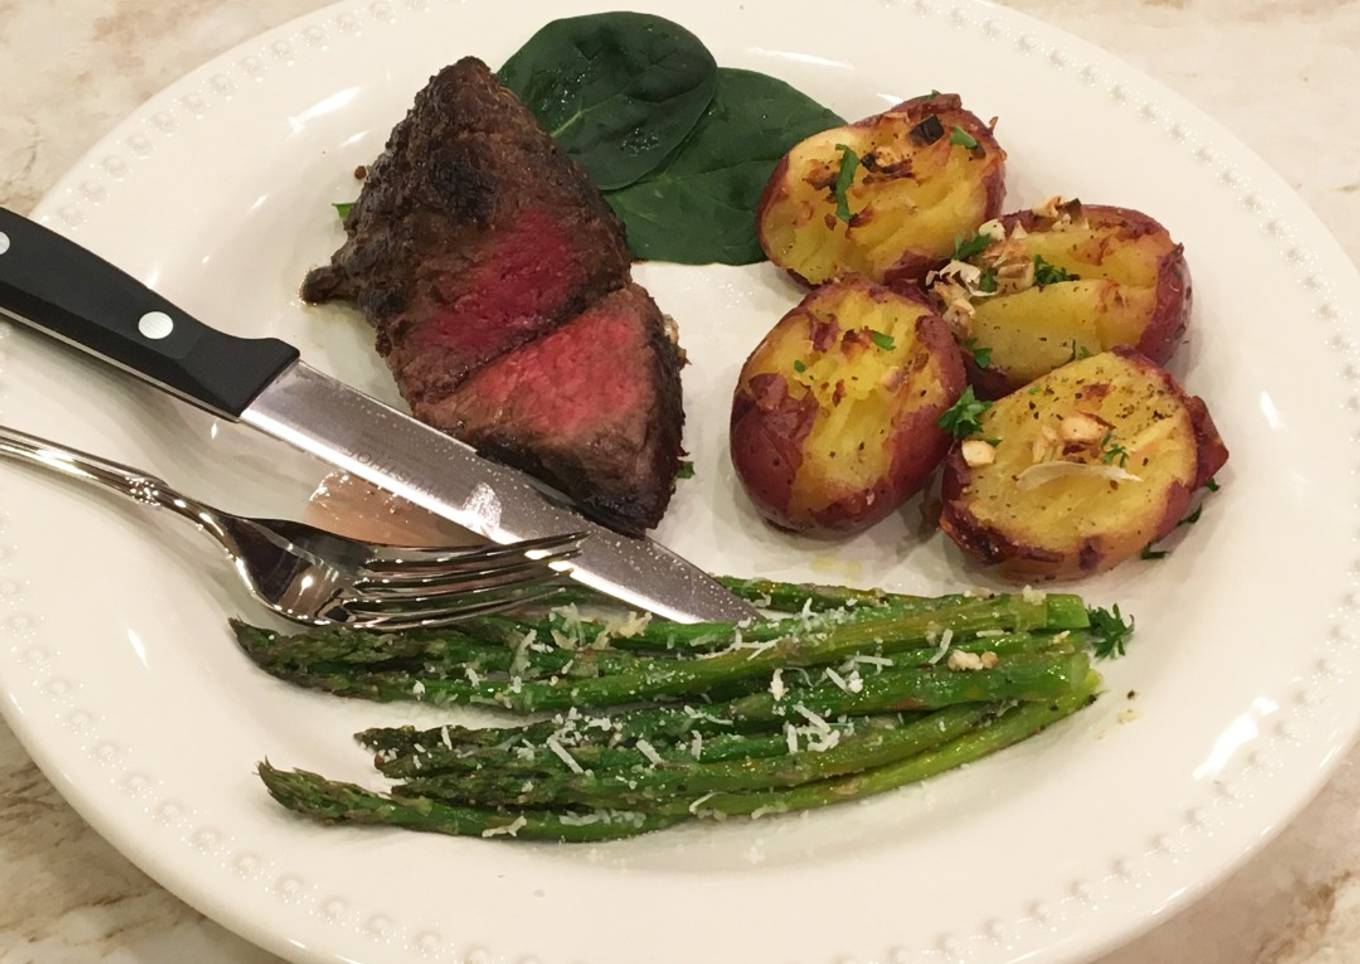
[953, 231, 992, 262]
[1066, 339, 1094, 363]
[937, 386, 991, 438]
[334, 201, 355, 220]
[1178, 505, 1203, 527]
[1205, 477, 1221, 492]
[1034, 255, 1077, 286]
[949, 125, 979, 150]
[963, 338, 992, 368]
[1089, 605, 1134, 659]
[976, 267, 998, 293]
[1099, 431, 1128, 467]
[832, 144, 859, 223]
[793, 359, 807, 373]
[1140, 546, 1168, 560]
[869, 330, 896, 351]
[676, 460, 695, 479]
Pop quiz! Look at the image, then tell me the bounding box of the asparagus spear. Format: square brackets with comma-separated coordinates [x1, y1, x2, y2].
[374, 715, 910, 779]
[234, 620, 652, 681]
[717, 575, 923, 612]
[608, 651, 1090, 740]
[258, 762, 681, 842]
[257, 673, 1099, 840]
[258, 595, 1082, 712]
[672, 671, 1101, 819]
[352, 628, 1077, 759]
[396, 704, 998, 807]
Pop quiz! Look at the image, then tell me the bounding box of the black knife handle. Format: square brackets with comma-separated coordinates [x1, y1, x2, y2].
[0, 207, 299, 419]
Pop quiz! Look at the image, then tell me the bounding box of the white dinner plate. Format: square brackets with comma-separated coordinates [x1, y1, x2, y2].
[5, 1, 1359, 962]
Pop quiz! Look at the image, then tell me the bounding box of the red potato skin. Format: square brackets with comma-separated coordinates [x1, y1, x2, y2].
[731, 285, 966, 536]
[755, 93, 1007, 290]
[963, 352, 1014, 401]
[938, 347, 1228, 578]
[729, 374, 819, 528]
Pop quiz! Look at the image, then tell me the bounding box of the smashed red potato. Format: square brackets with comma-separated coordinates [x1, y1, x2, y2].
[731, 279, 966, 535]
[757, 93, 1006, 289]
[929, 201, 1191, 398]
[939, 349, 1228, 580]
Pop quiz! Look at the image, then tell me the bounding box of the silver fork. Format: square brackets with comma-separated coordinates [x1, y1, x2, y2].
[0, 425, 583, 631]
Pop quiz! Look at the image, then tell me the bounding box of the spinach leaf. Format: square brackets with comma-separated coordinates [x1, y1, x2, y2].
[604, 68, 843, 264]
[498, 12, 718, 190]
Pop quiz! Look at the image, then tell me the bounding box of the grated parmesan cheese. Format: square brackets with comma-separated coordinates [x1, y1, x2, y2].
[545, 736, 584, 774]
[440, 726, 453, 751]
[481, 815, 527, 838]
[770, 669, 787, 702]
[823, 667, 851, 693]
[688, 792, 717, 815]
[785, 723, 799, 754]
[635, 739, 664, 766]
[690, 731, 704, 760]
[411, 680, 426, 697]
[1021, 585, 1047, 605]
[927, 628, 955, 665]
[794, 703, 832, 734]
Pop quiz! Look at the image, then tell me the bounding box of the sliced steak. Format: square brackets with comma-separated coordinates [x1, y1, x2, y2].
[301, 57, 684, 532]
[301, 56, 633, 397]
[424, 285, 684, 534]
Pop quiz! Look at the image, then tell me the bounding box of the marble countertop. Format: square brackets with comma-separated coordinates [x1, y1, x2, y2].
[1, 0, 1358, 961]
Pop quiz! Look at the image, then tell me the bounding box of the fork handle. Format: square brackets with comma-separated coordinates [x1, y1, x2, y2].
[0, 207, 299, 419]
[0, 424, 208, 522]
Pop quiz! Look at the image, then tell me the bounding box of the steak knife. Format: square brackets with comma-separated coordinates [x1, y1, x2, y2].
[0, 207, 757, 624]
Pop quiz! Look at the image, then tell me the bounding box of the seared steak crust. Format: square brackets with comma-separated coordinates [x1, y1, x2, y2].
[302, 56, 633, 395]
[301, 57, 683, 531]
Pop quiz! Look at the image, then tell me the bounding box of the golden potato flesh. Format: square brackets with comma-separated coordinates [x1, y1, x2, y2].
[731, 280, 965, 535]
[930, 203, 1190, 397]
[938, 349, 1228, 579]
[757, 93, 1006, 288]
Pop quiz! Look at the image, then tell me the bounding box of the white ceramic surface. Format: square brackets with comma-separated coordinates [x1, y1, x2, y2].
[4, 1, 1359, 963]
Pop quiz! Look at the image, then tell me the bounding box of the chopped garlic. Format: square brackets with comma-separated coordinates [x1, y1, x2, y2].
[946, 649, 997, 671]
[1031, 194, 1066, 219]
[1059, 413, 1105, 443]
[961, 439, 996, 467]
[1009, 221, 1029, 240]
[1015, 460, 1143, 491]
[943, 298, 976, 337]
[978, 218, 1007, 242]
[1032, 425, 1058, 464]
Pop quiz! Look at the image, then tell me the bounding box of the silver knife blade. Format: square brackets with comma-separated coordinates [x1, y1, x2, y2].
[240, 361, 757, 624]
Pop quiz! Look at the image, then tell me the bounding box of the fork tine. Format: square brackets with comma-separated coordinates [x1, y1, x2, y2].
[361, 532, 586, 570]
[343, 574, 569, 616]
[341, 585, 568, 630]
[354, 547, 580, 591]
[352, 559, 574, 601]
